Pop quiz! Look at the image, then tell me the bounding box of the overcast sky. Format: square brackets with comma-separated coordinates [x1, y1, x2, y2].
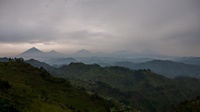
[0, 0, 200, 57]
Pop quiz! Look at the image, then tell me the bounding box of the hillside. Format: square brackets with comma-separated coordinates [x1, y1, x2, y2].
[172, 96, 200, 112]
[51, 62, 200, 112]
[0, 59, 115, 112]
[16, 59, 200, 112]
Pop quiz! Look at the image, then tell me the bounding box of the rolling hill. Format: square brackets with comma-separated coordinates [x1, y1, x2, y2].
[0, 59, 118, 112]
[13, 59, 200, 112]
[50, 62, 200, 112]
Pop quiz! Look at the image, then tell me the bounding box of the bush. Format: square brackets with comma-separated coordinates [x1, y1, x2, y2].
[0, 80, 11, 90]
[0, 98, 19, 112]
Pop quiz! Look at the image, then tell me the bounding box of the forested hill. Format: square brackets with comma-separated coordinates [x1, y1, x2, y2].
[3, 59, 200, 112]
[172, 96, 200, 112]
[0, 59, 117, 112]
[51, 62, 200, 112]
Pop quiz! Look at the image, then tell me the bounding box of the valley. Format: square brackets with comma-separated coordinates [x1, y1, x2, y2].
[1, 47, 200, 112]
[1, 57, 199, 112]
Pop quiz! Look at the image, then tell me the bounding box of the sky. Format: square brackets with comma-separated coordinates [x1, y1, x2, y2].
[0, 0, 200, 57]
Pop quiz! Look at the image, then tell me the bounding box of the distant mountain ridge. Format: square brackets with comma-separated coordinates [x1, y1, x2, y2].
[175, 57, 200, 65]
[16, 47, 66, 60]
[72, 49, 93, 57]
[114, 60, 200, 78]
[15, 47, 174, 64]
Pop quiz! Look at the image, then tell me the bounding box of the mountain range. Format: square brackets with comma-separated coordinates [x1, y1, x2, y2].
[16, 47, 65, 60]
[3, 47, 200, 79]
[25, 60, 200, 112]
[13, 47, 200, 64]
[1, 47, 200, 111]
[24, 58, 200, 79]
[113, 60, 200, 78]
[1, 58, 200, 111]
[175, 57, 200, 65]
[15, 47, 170, 62]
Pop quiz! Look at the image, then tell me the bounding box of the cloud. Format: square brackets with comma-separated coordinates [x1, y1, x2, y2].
[0, 0, 199, 56]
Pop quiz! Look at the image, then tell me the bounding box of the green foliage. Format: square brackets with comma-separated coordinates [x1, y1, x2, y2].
[0, 61, 111, 112]
[172, 96, 200, 112]
[0, 80, 11, 90]
[22, 60, 200, 112]
[51, 62, 200, 112]
[0, 98, 19, 112]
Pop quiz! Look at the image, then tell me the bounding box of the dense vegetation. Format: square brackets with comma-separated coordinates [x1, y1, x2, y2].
[172, 96, 200, 112]
[0, 59, 117, 112]
[50, 62, 200, 112]
[1, 58, 200, 112]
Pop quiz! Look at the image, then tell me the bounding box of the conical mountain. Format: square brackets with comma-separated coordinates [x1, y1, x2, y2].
[16, 47, 45, 59]
[72, 49, 93, 57]
[46, 50, 66, 58]
[21, 47, 44, 54]
[16, 47, 66, 60]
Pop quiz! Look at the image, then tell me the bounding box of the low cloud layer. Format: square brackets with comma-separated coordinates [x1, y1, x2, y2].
[0, 0, 199, 56]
